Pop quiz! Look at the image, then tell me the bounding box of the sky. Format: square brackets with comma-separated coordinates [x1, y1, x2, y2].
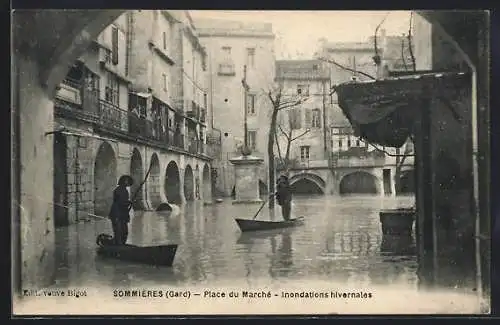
[189, 10, 413, 59]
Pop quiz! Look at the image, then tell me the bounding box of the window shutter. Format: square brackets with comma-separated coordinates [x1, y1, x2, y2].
[305, 109, 312, 128]
[112, 26, 119, 65]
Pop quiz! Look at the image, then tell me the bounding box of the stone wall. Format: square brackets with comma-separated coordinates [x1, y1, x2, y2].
[16, 56, 56, 289]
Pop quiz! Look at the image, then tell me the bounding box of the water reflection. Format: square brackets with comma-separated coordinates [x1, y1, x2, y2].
[47, 195, 425, 290]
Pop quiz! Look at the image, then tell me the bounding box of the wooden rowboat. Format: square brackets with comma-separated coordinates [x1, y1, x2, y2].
[235, 216, 305, 233]
[96, 234, 178, 267]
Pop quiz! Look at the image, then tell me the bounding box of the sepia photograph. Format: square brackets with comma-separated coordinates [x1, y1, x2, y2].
[11, 9, 491, 315]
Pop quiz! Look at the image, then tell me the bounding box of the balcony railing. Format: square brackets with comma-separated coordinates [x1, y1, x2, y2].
[55, 90, 219, 159]
[98, 100, 128, 132]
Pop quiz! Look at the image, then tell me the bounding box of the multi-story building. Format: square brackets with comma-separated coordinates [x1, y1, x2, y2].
[274, 60, 331, 170]
[276, 37, 414, 196]
[194, 18, 276, 196]
[52, 11, 216, 228]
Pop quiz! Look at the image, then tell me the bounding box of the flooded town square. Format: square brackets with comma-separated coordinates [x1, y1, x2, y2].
[12, 9, 491, 316]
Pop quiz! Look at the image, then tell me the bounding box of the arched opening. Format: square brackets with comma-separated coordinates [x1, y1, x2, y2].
[184, 165, 195, 201]
[202, 164, 212, 203]
[290, 178, 324, 195]
[53, 133, 68, 227]
[339, 171, 379, 195]
[164, 161, 181, 204]
[94, 142, 117, 216]
[147, 153, 161, 210]
[129, 148, 144, 210]
[398, 169, 415, 195]
[259, 180, 268, 196]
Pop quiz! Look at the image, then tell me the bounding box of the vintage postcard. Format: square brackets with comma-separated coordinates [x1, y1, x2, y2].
[11, 9, 491, 315]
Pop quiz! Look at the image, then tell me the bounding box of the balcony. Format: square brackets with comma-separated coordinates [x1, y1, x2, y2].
[218, 63, 236, 76]
[55, 78, 82, 105]
[98, 100, 128, 132]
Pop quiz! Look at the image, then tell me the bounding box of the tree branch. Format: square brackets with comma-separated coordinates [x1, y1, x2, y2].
[401, 37, 409, 71]
[408, 12, 417, 72]
[373, 12, 390, 66]
[278, 124, 290, 140]
[318, 57, 376, 80]
[291, 129, 310, 141]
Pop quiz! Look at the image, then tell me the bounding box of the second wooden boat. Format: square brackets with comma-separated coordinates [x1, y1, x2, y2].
[96, 234, 178, 267]
[235, 216, 305, 233]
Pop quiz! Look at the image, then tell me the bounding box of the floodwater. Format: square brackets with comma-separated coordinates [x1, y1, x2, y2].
[52, 195, 418, 288]
[18, 194, 488, 314]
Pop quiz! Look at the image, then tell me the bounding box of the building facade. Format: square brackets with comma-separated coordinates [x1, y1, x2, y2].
[195, 18, 276, 196]
[52, 10, 216, 228]
[274, 60, 331, 171]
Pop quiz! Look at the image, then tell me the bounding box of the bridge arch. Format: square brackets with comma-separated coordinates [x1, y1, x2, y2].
[289, 173, 326, 195]
[339, 171, 381, 195]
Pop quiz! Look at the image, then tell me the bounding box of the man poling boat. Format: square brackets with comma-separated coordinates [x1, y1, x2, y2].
[234, 172, 304, 233]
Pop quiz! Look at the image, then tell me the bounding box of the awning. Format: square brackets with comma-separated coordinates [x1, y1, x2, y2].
[335, 71, 471, 148]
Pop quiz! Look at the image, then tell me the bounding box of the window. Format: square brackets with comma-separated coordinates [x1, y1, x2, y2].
[312, 108, 321, 128]
[304, 109, 312, 128]
[312, 64, 318, 70]
[222, 46, 231, 57]
[297, 84, 309, 96]
[338, 138, 342, 148]
[356, 139, 361, 147]
[289, 108, 302, 130]
[246, 48, 255, 67]
[247, 130, 257, 150]
[332, 128, 340, 135]
[162, 31, 167, 50]
[247, 94, 256, 115]
[300, 146, 310, 161]
[162, 73, 167, 92]
[111, 25, 119, 65]
[105, 73, 119, 106]
[347, 138, 352, 147]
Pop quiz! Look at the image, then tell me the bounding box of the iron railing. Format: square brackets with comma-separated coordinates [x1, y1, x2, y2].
[98, 100, 128, 131]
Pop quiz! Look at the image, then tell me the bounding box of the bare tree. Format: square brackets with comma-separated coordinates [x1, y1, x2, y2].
[275, 109, 311, 170]
[266, 85, 308, 208]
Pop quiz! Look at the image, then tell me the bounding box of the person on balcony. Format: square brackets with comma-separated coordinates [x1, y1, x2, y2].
[275, 174, 292, 221]
[109, 175, 134, 245]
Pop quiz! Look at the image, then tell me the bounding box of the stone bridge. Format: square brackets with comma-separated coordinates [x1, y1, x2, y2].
[286, 164, 414, 196]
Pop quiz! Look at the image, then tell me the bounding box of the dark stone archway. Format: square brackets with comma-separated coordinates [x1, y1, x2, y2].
[184, 165, 195, 201]
[339, 171, 379, 195]
[147, 153, 161, 210]
[290, 178, 324, 195]
[202, 164, 212, 203]
[94, 141, 117, 216]
[164, 161, 181, 204]
[130, 148, 144, 210]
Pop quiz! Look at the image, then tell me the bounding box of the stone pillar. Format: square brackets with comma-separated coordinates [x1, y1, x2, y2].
[230, 154, 264, 204]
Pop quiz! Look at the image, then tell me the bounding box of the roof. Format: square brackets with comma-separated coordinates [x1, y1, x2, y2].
[275, 60, 330, 80]
[322, 41, 372, 52]
[193, 18, 275, 38]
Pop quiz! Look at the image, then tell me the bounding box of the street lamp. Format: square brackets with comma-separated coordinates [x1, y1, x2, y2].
[241, 65, 251, 156]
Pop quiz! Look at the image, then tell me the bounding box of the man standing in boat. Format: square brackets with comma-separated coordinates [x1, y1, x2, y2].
[109, 175, 134, 245]
[275, 173, 292, 221]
